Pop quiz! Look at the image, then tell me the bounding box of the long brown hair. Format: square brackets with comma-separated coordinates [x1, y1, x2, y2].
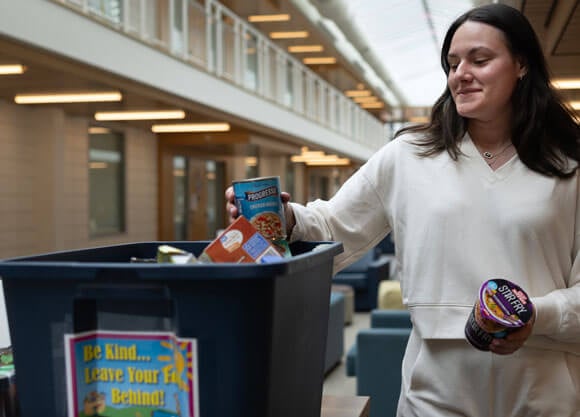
[396, 4, 579, 178]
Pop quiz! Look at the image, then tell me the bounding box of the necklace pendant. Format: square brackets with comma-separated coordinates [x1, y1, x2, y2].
[483, 151, 493, 159]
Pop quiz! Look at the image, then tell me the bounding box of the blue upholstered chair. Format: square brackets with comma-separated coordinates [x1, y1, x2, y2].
[346, 309, 412, 417]
[324, 291, 345, 374]
[332, 249, 390, 311]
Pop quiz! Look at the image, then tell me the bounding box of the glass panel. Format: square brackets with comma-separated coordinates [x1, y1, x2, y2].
[125, 0, 142, 34]
[267, 47, 278, 101]
[187, 0, 206, 65]
[88, 0, 122, 24]
[173, 156, 188, 240]
[244, 31, 258, 90]
[284, 60, 293, 107]
[89, 130, 125, 236]
[171, 0, 184, 54]
[144, 0, 169, 47]
[220, 13, 236, 80]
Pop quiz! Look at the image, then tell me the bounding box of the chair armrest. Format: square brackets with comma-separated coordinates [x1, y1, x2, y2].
[369, 254, 391, 275]
[345, 342, 357, 377]
[363, 257, 390, 311]
[356, 328, 411, 417]
[371, 309, 412, 328]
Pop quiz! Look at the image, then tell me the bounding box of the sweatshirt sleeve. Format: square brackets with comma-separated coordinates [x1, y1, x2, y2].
[290, 139, 399, 272]
[531, 171, 580, 343]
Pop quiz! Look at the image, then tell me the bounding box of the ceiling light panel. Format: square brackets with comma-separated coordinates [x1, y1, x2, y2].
[345, 90, 372, 97]
[360, 102, 385, 109]
[270, 31, 309, 39]
[248, 14, 290, 22]
[151, 123, 231, 133]
[14, 91, 122, 104]
[95, 110, 185, 121]
[353, 96, 379, 103]
[552, 79, 580, 89]
[303, 57, 336, 65]
[288, 45, 324, 53]
[0, 64, 26, 75]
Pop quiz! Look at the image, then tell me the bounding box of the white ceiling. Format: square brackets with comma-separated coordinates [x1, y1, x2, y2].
[328, 0, 482, 107]
[346, 0, 480, 107]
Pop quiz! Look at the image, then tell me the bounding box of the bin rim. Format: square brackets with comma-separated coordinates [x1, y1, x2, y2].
[0, 241, 343, 280]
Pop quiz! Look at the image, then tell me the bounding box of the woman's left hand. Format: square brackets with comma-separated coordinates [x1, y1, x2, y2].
[489, 315, 535, 355]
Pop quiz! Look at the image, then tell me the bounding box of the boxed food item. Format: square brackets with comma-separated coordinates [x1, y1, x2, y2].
[199, 216, 284, 263]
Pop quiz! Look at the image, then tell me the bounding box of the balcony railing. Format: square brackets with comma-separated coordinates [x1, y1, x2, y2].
[51, 0, 387, 151]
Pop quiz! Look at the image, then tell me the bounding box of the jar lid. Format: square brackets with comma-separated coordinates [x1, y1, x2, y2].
[478, 279, 534, 328]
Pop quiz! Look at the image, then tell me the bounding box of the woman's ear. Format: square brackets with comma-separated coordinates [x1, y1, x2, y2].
[517, 58, 528, 80]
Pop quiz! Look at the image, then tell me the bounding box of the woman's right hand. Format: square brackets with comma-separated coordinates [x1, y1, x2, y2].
[225, 186, 296, 238]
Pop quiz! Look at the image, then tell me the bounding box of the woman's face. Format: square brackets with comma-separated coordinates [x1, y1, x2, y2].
[447, 21, 525, 122]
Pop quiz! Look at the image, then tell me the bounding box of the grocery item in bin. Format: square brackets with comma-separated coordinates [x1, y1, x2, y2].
[0, 346, 18, 417]
[232, 176, 291, 257]
[199, 216, 284, 263]
[465, 278, 534, 351]
[156, 245, 197, 264]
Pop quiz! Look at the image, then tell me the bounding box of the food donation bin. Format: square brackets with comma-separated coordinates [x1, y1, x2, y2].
[0, 240, 342, 417]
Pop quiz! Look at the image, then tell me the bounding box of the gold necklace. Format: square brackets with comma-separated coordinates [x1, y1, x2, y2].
[480, 142, 513, 160]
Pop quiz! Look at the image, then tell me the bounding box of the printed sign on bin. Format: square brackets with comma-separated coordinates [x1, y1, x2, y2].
[65, 331, 199, 417]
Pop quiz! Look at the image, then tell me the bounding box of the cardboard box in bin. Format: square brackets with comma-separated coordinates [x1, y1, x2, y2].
[0, 240, 342, 417]
[199, 215, 283, 264]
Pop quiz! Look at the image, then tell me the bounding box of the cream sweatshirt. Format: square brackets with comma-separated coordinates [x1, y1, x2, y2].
[291, 133, 580, 355]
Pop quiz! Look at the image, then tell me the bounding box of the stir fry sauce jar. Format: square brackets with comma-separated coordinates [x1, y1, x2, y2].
[232, 176, 291, 257]
[465, 279, 534, 351]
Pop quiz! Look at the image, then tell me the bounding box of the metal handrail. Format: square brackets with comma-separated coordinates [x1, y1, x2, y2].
[50, 0, 387, 151]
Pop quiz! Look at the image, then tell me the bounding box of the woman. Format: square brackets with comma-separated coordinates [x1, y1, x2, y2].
[227, 4, 580, 416]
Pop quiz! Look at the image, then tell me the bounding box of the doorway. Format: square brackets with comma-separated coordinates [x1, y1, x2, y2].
[162, 155, 226, 241]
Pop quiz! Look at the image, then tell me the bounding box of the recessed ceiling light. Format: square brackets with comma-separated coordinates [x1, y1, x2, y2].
[552, 79, 580, 89]
[14, 91, 122, 104]
[288, 45, 324, 53]
[151, 123, 231, 133]
[305, 158, 350, 166]
[95, 110, 185, 121]
[270, 31, 309, 39]
[353, 96, 379, 103]
[248, 14, 290, 22]
[344, 90, 371, 97]
[303, 57, 336, 65]
[360, 102, 385, 109]
[0, 64, 26, 75]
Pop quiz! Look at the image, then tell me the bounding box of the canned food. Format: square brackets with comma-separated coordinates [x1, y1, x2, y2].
[232, 176, 290, 257]
[465, 279, 534, 351]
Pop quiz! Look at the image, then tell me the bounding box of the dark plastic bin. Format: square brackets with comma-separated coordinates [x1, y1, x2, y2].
[0, 240, 342, 417]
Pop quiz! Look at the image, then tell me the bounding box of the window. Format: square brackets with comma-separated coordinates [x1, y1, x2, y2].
[89, 130, 125, 236]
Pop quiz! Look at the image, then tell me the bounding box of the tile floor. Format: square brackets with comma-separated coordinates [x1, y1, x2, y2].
[322, 312, 370, 396]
